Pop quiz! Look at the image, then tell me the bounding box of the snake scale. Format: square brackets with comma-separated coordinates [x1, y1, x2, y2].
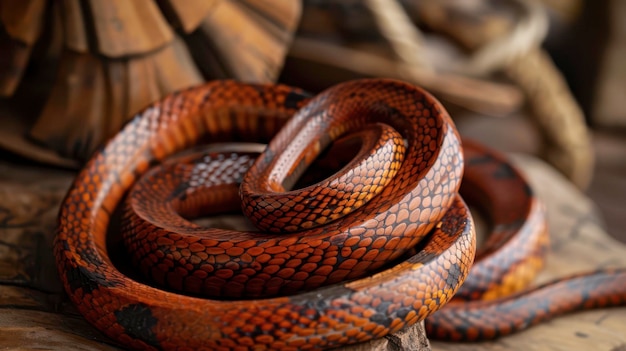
[54, 79, 626, 350]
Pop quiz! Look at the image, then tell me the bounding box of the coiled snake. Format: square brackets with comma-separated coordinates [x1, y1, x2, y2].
[54, 79, 626, 350]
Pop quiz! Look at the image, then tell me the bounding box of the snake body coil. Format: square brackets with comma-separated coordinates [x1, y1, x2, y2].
[54, 80, 473, 350]
[54, 79, 626, 350]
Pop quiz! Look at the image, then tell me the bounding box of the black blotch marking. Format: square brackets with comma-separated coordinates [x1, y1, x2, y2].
[466, 155, 493, 166]
[576, 331, 589, 338]
[65, 245, 121, 294]
[371, 313, 392, 326]
[238, 325, 265, 338]
[493, 162, 517, 179]
[115, 304, 161, 349]
[446, 263, 462, 287]
[170, 177, 191, 201]
[304, 307, 321, 321]
[66, 266, 98, 295]
[440, 215, 468, 238]
[262, 148, 275, 164]
[523, 182, 534, 196]
[285, 91, 312, 109]
[395, 307, 413, 319]
[409, 250, 438, 265]
[375, 301, 392, 314]
[66, 265, 119, 294]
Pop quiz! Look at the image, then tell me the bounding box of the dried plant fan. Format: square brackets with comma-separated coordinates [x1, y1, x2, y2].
[0, 0, 302, 165]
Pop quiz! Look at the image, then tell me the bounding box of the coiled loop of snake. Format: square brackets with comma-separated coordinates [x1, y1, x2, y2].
[54, 79, 475, 350]
[427, 141, 626, 340]
[120, 79, 464, 298]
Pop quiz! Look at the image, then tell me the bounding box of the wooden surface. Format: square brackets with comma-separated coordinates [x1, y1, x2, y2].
[0, 151, 624, 350]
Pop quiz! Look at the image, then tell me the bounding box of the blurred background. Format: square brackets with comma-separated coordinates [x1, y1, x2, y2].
[0, 0, 624, 242]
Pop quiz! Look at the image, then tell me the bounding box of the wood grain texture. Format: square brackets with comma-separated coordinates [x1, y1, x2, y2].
[28, 36, 203, 161]
[61, 0, 89, 54]
[0, 0, 46, 44]
[89, 0, 173, 57]
[0, 32, 33, 96]
[198, 0, 300, 82]
[0, 0, 302, 165]
[0, 153, 623, 350]
[164, 0, 219, 33]
[0, 0, 47, 96]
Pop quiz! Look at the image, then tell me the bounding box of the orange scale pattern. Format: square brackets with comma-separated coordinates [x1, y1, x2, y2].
[55, 79, 474, 350]
[54, 79, 626, 350]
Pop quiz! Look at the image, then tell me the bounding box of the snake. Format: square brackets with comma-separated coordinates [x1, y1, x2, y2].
[426, 141, 626, 340]
[53, 79, 626, 350]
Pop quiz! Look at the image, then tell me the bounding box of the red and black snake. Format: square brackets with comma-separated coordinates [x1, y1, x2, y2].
[53, 79, 626, 350]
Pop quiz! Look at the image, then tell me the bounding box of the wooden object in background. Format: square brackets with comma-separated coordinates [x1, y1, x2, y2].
[284, 0, 593, 189]
[592, 0, 626, 128]
[412, 0, 593, 189]
[0, 0, 302, 163]
[0, 0, 47, 95]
